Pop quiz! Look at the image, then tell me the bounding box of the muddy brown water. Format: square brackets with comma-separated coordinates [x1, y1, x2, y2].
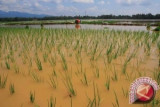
[0, 27, 159, 107]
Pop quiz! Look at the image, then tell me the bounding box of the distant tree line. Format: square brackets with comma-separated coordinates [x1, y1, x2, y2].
[98, 13, 160, 19]
[0, 13, 160, 22]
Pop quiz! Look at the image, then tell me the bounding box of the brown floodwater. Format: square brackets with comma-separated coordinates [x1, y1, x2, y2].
[0, 28, 159, 107]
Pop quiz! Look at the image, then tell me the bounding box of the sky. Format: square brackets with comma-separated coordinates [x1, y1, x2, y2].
[0, 0, 159, 16]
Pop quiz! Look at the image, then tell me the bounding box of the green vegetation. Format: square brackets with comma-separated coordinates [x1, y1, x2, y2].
[0, 75, 8, 88]
[41, 23, 44, 29]
[60, 52, 68, 71]
[153, 26, 160, 31]
[49, 75, 58, 89]
[151, 98, 160, 107]
[5, 61, 10, 70]
[153, 69, 160, 84]
[31, 72, 42, 82]
[30, 91, 35, 103]
[112, 91, 119, 107]
[25, 25, 29, 29]
[0, 27, 160, 106]
[122, 87, 128, 98]
[9, 83, 15, 94]
[35, 56, 43, 71]
[81, 72, 88, 86]
[105, 77, 110, 91]
[146, 24, 151, 31]
[81, 20, 117, 24]
[48, 97, 56, 107]
[14, 65, 20, 74]
[87, 83, 101, 107]
[63, 74, 76, 96]
[0, 19, 117, 25]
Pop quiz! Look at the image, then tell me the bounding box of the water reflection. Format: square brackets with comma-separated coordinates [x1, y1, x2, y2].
[75, 24, 81, 29]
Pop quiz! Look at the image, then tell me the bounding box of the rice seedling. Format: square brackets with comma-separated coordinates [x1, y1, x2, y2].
[63, 74, 76, 96]
[59, 52, 68, 71]
[5, 61, 10, 70]
[13, 64, 19, 74]
[111, 71, 118, 81]
[9, 83, 15, 94]
[122, 62, 127, 75]
[93, 67, 100, 78]
[35, 56, 43, 71]
[153, 69, 160, 84]
[31, 72, 42, 83]
[113, 48, 119, 60]
[90, 61, 95, 69]
[29, 58, 32, 68]
[43, 52, 48, 62]
[151, 33, 159, 43]
[95, 47, 104, 61]
[137, 69, 142, 77]
[75, 53, 82, 64]
[79, 62, 83, 74]
[125, 72, 132, 81]
[80, 72, 88, 86]
[73, 39, 79, 51]
[0, 27, 159, 107]
[48, 56, 56, 67]
[121, 87, 128, 98]
[112, 91, 119, 107]
[111, 67, 118, 81]
[90, 41, 98, 61]
[10, 55, 15, 63]
[105, 76, 110, 91]
[52, 68, 57, 77]
[150, 98, 160, 107]
[107, 55, 113, 64]
[106, 44, 113, 56]
[122, 51, 136, 74]
[30, 91, 35, 103]
[49, 75, 58, 89]
[22, 56, 27, 64]
[145, 41, 151, 56]
[75, 64, 83, 75]
[87, 83, 101, 107]
[103, 58, 108, 70]
[0, 74, 8, 88]
[48, 96, 56, 107]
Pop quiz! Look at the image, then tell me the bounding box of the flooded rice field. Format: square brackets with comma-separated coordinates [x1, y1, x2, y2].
[0, 24, 155, 31]
[0, 27, 160, 107]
